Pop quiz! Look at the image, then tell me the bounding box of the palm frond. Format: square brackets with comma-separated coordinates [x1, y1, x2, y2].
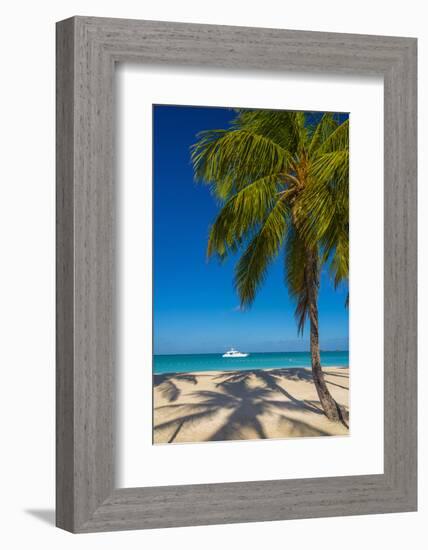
[233, 109, 307, 153]
[207, 174, 281, 258]
[314, 119, 349, 156]
[191, 128, 291, 199]
[235, 199, 288, 306]
[310, 150, 349, 187]
[308, 113, 339, 155]
[327, 228, 349, 288]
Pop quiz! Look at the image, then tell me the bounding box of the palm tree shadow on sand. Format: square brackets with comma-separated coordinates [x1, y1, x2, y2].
[215, 368, 324, 415]
[154, 372, 206, 402]
[153, 371, 348, 443]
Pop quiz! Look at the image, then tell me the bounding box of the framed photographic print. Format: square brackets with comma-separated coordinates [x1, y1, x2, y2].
[56, 17, 417, 532]
[151, 105, 350, 446]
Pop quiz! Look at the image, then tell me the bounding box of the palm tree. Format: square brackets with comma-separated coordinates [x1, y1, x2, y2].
[191, 109, 349, 423]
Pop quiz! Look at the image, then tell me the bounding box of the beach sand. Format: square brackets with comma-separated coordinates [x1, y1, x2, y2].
[153, 367, 349, 444]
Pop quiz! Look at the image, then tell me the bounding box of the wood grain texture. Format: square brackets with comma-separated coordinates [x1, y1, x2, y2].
[56, 18, 75, 531]
[56, 16, 417, 533]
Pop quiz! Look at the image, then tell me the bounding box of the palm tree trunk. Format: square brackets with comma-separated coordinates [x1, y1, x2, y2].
[306, 249, 343, 423]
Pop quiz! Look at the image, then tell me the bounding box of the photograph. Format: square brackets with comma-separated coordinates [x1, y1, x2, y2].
[152, 105, 350, 444]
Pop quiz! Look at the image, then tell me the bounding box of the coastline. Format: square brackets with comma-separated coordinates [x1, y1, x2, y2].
[153, 366, 349, 444]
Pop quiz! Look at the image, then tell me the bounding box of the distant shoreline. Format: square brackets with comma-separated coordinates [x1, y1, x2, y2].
[154, 350, 349, 357]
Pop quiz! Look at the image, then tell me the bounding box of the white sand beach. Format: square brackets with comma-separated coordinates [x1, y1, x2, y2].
[153, 367, 349, 444]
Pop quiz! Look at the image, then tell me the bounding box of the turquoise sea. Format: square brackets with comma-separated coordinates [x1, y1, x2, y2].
[154, 351, 349, 374]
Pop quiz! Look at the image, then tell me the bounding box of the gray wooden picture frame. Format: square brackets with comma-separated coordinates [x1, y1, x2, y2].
[56, 16, 417, 533]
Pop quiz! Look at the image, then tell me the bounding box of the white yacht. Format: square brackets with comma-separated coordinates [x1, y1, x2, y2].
[222, 348, 249, 358]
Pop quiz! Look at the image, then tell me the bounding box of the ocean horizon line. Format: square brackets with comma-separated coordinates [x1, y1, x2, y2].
[154, 349, 349, 357]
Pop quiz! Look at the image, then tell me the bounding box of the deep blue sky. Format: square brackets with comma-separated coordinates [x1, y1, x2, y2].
[153, 105, 349, 355]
